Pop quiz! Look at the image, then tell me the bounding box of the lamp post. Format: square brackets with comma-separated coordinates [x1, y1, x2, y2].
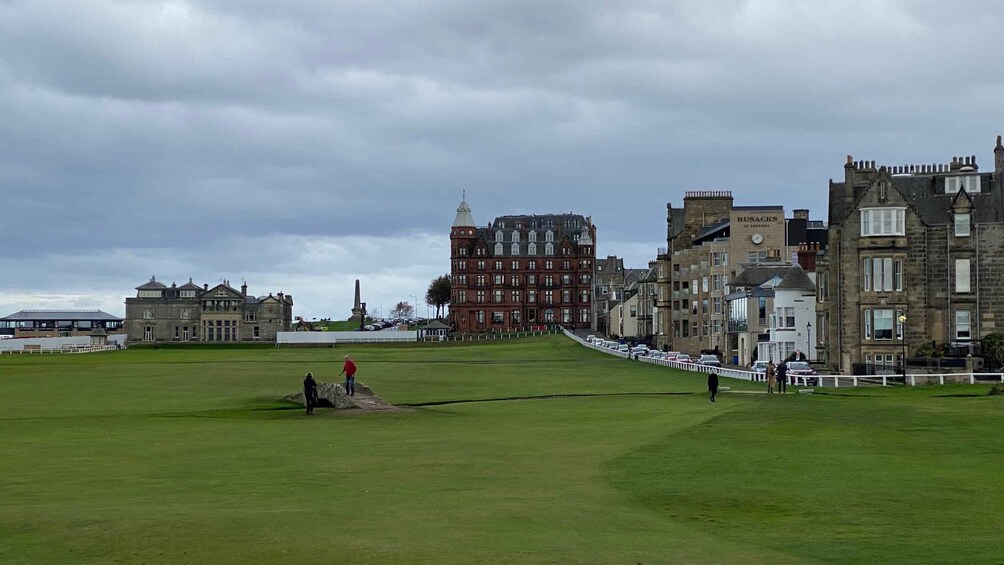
[409, 294, 418, 321]
[898, 314, 907, 385]
[806, 321, 812, 362]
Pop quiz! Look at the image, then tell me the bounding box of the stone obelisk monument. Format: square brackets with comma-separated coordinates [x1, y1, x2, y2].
[350, 279, 366, 328]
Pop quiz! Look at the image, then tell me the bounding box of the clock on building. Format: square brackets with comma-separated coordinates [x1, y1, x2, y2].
[751, 233, 764, 245]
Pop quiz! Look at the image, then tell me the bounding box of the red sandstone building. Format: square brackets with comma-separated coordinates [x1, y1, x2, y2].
[449, 198, 596, 333]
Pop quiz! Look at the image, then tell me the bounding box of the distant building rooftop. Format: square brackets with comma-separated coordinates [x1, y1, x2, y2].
[0, 310, 123, 322]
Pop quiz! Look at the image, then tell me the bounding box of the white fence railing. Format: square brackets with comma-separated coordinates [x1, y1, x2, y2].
[560, 329, 1004, 387]
[0, 335, 127, 354]
[276, 331, 419, 345]
[0, 344, 120, 355]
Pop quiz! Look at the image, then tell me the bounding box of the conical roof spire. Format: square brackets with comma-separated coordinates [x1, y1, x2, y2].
[452, 192, 475, 227]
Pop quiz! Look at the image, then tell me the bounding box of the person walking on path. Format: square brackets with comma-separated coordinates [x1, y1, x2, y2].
[767, 361, 776, 393]
[708, 371, 720, 402]
[776, 361, 788, 393]
[303, 372, 318, 415]
[339, 355, 357, 396]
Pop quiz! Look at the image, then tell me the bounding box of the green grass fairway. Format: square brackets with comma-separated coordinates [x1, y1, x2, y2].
[2, 336, 1003, 564]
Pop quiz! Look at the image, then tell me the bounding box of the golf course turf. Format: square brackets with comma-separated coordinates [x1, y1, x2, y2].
[2, 336, 1002, 564]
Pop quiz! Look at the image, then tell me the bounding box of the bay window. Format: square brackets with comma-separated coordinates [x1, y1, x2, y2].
[860, 208, 906, 237]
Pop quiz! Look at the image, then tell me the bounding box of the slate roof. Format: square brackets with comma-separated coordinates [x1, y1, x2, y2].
[829, 172, 1004, 226]
[135, 278, 167, 290]
[728, 265, 796, 289]
[774, 265, 816, 292]
[1, 310, 123, 322]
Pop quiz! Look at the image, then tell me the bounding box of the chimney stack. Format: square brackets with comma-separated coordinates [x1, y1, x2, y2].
[844, 155, 856, 209]
[241, 281, 248, 297]
[995, 135, 1003, 175]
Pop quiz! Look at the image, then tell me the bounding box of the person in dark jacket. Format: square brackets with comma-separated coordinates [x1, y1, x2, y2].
[708, 372, 720, 402]
[303, 372, 318, 415]
[776, 361, 788, 393]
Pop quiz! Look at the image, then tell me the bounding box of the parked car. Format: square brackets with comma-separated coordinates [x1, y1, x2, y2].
[698, 354, 722, 367]
[751, 360, 769, 373]
[630, 346, 649, 357]
[617, 344, 630, 353]
[586, 335, 597, 343]
[675, 354, 692, 363]
[786, 361, 817, 378]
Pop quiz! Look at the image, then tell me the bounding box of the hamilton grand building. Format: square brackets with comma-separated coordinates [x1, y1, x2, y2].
[449, 198, 596, 333]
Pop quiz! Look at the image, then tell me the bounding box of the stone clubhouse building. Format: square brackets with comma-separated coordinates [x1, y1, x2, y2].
[817, 136, 1004, 373]
[124, 277, 293, 343]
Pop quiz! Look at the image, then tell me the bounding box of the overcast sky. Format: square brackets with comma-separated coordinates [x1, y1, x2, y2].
[2, 0, 1004, 319]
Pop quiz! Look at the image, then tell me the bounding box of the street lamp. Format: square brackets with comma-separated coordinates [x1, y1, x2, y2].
[899, 314, 907, 385]
[806, 321, 812, 362]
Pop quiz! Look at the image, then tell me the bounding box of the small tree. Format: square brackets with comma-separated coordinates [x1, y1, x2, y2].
[392, 301, 415, 318]
[426, 274, 452, 319]
[983, 333, 1004, 369]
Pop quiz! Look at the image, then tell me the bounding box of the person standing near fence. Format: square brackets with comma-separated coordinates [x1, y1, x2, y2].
[776, 361, 788, 393]
[339, 355, 357, 396]
[708, 371, 719, 402]
[767, 361, 776, 393]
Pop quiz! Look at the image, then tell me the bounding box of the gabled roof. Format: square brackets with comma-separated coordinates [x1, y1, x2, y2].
[205, 283, 242, 297]
[951, 188, 974, 211]
[419, 319, 452, 330]
[178, 278, 201, 291]
[774, 265, 816, 292]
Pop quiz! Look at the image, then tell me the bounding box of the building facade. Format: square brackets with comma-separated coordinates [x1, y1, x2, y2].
[0, 310, 123, 338]
[449, 198, 596, 333]
[819, 138, 1004, 373]
[124, 277, 293, 343]
[655, 191, 826, 357]
[723, 264, 816, 366]
[592, 255, 625, 335]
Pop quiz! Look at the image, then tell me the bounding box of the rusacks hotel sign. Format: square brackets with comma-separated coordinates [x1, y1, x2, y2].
[736, 215, 780, 229]
[736, 215, 779, 223]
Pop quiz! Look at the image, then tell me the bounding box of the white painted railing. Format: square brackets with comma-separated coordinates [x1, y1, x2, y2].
[0, 344, 119, 355]
[561, 328, 630, 358]
[560, 329, 1004, 387]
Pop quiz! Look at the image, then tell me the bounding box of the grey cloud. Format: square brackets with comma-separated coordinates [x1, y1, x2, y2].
[3, 0, 1004, 314]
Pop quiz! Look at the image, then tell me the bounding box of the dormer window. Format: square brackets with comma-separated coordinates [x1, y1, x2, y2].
[946, 175, 981, 194]
[512, 230, 520, 242]
[545, 230, 554, 242]
[955, 212, 971, 237]
[528, 231, 537, 242]
[511, 242, 520, 255]
[494, 242, 503, 255]
[495, 230, 504, 242]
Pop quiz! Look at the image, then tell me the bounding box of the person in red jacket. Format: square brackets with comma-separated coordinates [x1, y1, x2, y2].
[338, 355, 357, 396]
